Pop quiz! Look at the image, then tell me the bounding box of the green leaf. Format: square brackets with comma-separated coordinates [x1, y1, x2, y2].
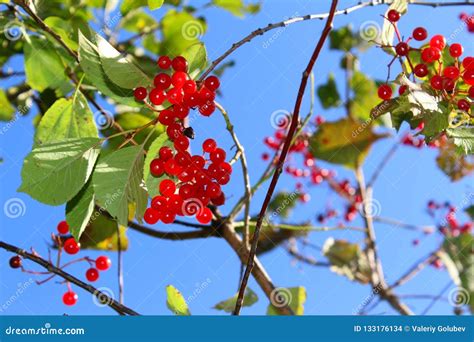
[120, 9, 156, 33]
[181, 43, 208, 78]
[144, 134, 173, 197]
[78, 210, 129, 251]
[349, 71, 380, 121]
[166, 285, 190, 315]
[24, 36, 71, 93]
[212, 0, 260, 18]
[0, 89, 15, 121]
[160, 10, 207, 57]
[213, 288, 258, 313]
[66, 180, 95, 240]
[436, 141, 474, 181]
[35, 91, 98, 145]
[309, 118, 387, 169]
[120, 0, 147, 13]
[421, 107, 449, 139]
[322, 238, 371, 284]
[446, 127, 474, 154]
[148, 0, 164, 10]
[18, 138, 101, 206]
[329, 26, 359, 52]
[78, 31, 140, 107]
[443, 233, 474, 312]
[96, 32, 152, 89]
[317, 74, 341, 109]
[268, 191, 299, 219]
[93, 145, 147, 226]
[267, 287, 306, 315]
[465, 205, 474, 220]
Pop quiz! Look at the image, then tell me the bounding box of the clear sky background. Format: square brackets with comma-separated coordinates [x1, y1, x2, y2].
[0, 0, 473, 316]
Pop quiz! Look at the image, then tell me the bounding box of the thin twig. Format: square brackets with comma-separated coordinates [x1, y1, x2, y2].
[390, 249, 441, 289]
[373, 216, 435, 232]
[233, 0, 339, 316]
[367, 142, 400, 189]
[286, 246, 330, 267]
[127, 221, 217, 240]
[0, 241, 139, 316]
[117, 225, 124, 304]
[421, 280, 453, 315]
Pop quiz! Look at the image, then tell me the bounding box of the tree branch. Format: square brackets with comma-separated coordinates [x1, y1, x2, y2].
[0, 241, 139, 316]
[127, 221, 218, 240]
[233, 0, 339, 316]
[390, 249, 440, 289]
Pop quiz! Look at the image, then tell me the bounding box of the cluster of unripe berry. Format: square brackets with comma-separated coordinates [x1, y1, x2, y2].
[377, 10, 473, 115]
[9, 220, 112, 307]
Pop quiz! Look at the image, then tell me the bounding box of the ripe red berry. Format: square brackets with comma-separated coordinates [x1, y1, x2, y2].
[204, 76, 220, 91]
[151, 195, 167, 211]
[174, 136, 190, 151]
[414, 64, 428, 77]
[154, 73, 171, 90]
[171, 71, 188, 88]
[134, 87, 147, 101]
[161, 211, 176, 224]
[430, 75, 443, 90]
[413, 27, 427, 41]
[430, 34, 446, 50]
[160, 179, 176, 197]
[202, 138, 217, 153]
[158, 56, 172, 69]
[183, 93, 199, 107]
[171, 56, 188, 72]
[469, 86, 474, 99]
[421, 47, 441, 63]
[377, 84, 392, 100]
[159, 109, 175, 126]
[198, 87, 215, 103]
[9, 255, 21, 269]
[149, 159, 164, 178]
[398, 85, 407, 95]
[95, 256, 111, 271]
[149, 88, 166, 105]
[205, 183, 222, 199]
[62, 291, 78, 306]
[167, 87, 184, 105]
[57, 220, 69, 235]
[199, 102, 216, 116]
[463, 57, 474, 70]
[173, 104, 190, 120]
[164, 158, 182, 176]
[210, 148, 226, 163]
[395, 42, 409, 56]
[182, 80, 197, 94]
[211, 192, 225, 206]
[196, 207, 213, 224]
[458, 99, 470, 112]
[64, 238, 80, 255]
[443, 66, 460, 79]
[463, 69, 474, 86]
[387, 9, 400, 22]
[159, 146, 173, 161]
[144, 207, 160, 224]
[449, 43, 463, 58]
[86, 268, 99, 282]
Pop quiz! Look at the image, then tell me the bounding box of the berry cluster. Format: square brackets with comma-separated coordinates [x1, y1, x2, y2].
[377, 10, 473, 115]
[459, 12, 474, 33]
[144, 138, 230, 225]
[9, 220, 112, 307]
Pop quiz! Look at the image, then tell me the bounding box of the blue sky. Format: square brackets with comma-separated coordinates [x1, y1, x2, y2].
[0, 0, 473, 316]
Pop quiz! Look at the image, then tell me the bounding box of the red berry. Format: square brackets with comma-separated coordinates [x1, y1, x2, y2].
[414, 64, 428, 77]
[398, 85, 408, 95]
[202, 138, 217, 153]
[199, 102, 215, 116]
[9, 255, 21, 269]
[164, 158, 182, 176]
[151, 196, 167, 211]
[387, 9, 400, 22]
[204, 76, 220, 91]
[171, 56, 188, 72]
[160, 179, 176, 197]
[198, 87, 215, 103]
[174, 136, 189, 151]
[154, 73, 171, 90]
[430, 75, 443, 90]
[183, 93, 199, 107]
[468, 86, 474, 99]
[173, 104, 190, 120]
[167, 87, 184, 105]
[443, 66, 460, 79]
[413, 27, 427, 41]
[463, 57, 474, 70]
[171, 71, 188, 88]
[161, 211, 176, 224]
[458, 99, 470, 112]
[463, 69, 474, 86]
[421, 47, 441, 63]
[62, 291, 78, 306]
[64, 238, 80, 255]
[149, 88, 166, 105]
[191, 155, 206, 169]
[144, 207, 160, 224]
[449, 43, 463, 58]
[150, 159, 164, 177]
[196, 207, 212, 224]
[182, 80, 197, 94]
[167, 123, 183, 141]
[158, 56, 172, 69]
[159, 109, 175, 126]
[86, 268, 99, 282]
[430, 34, 446, 50]
[95, 256, 111, 271]
[395, 42, 409, 56]
[134, 87, 147, 101]
[179, 184, 195, 199]
[57, 220, 69, 235]
[205, 183, 222, 199]
[377, 84, 392, 100]
[210, 148, 226, 163]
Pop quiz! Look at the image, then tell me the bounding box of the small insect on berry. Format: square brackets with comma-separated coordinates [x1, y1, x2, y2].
[183, 127, 195, 139]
